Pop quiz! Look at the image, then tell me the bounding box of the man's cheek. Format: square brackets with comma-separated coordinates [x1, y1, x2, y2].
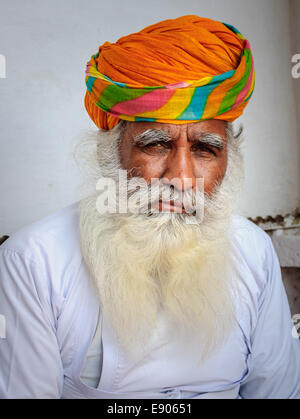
[193, 165, 217, 190]
[136, 159, 166, 181]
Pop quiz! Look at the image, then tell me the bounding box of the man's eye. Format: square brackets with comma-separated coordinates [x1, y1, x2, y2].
[144, 142, 168, 148]
[191, 144, 217, 156]
[137, 142, 170, 151]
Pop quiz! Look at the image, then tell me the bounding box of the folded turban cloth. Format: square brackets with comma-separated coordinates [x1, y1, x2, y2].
[84, 15, 255, 130]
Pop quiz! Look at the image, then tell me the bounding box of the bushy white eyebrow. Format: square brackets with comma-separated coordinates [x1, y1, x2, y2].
[133, 129, 224, 149]
[133, 129, 172, 145]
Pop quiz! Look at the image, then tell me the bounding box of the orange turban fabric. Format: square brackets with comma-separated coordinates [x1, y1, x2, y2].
[84, 15, 255, 130]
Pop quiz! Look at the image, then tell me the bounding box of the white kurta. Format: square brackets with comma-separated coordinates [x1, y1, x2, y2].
[0, 203, 299, 399]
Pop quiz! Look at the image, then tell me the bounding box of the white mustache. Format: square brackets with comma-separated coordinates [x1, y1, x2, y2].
[125, 179, 204, 213]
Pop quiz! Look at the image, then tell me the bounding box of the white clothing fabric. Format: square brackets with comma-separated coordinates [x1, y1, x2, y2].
[0, 203, 299, 399]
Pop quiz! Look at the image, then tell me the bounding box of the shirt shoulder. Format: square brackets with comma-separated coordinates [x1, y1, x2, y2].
[229, 213, 270, 240]
[228, 214, 281, 336]
[229, 213, 277, 280]
[2, 202, 79, 254]
[229, 213, 274, 266]
[0, 202, 84, 297]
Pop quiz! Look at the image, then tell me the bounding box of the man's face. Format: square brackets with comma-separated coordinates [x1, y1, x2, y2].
[79, 119, 240, 353]
[119, 120, 228, 203]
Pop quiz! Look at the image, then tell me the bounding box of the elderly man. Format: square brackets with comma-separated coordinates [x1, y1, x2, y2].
[0, 15, 300, 399]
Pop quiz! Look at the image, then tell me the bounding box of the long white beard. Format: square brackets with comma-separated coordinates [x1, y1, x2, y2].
[77, 122, 244, 359]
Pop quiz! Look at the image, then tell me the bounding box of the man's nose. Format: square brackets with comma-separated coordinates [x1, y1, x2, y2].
[161, 146, 196, 191]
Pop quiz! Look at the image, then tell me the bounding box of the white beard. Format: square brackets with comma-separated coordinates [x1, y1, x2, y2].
[77, 122, 244, 359]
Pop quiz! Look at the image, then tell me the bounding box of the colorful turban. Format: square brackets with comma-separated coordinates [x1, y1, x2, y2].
[84, 15, 255, 130]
